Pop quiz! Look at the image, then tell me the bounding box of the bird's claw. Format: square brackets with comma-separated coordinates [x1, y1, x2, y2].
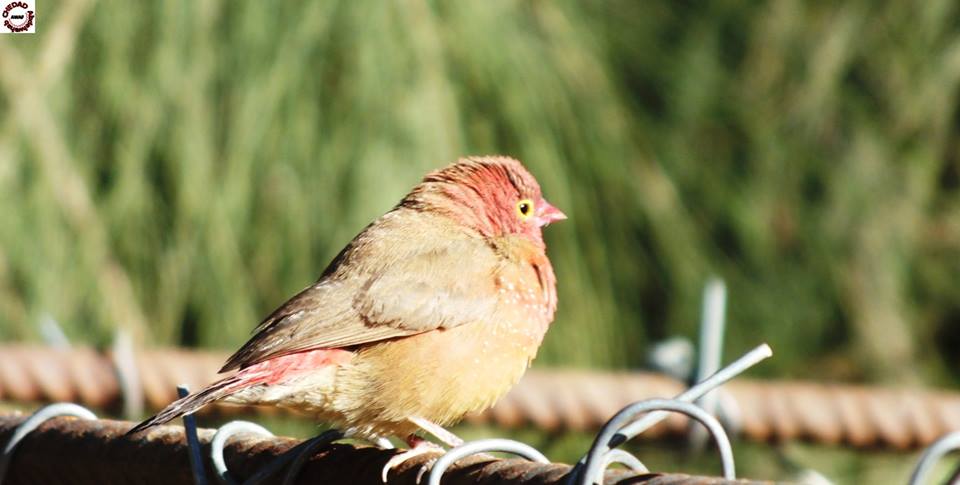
[414, 455, 441, 484]
[381, 441, 446, 483]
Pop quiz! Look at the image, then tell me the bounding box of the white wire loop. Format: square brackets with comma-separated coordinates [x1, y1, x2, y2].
[427, 438, 550, 485]
[601, 448, 648, 474]
[908, 431, 960, 485]
[210, 421, 275, 485]
[0, 403, 98, 484]
[620, 343, 772, 439]
[579, 399, 735, 485]
[565, 343, 770, 485]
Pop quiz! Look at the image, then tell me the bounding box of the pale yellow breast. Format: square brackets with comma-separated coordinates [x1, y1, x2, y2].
[331, 311, 548, 438]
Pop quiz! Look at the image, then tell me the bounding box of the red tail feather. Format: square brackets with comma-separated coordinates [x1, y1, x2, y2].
[125, 374, 248, 435]
[126, 348, 352, 435]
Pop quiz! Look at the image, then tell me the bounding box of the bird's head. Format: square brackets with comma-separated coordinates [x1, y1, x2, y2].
[403, 156, 566, 243]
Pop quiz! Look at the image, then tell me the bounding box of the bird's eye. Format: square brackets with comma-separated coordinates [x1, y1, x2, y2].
[516, 199, 534, 220]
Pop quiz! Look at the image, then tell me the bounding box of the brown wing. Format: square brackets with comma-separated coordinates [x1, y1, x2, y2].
[220, 210, 501, 372]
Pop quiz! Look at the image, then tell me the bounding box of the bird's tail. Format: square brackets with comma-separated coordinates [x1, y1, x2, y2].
[126, 348, 352, 435]
[126, 374, 248, 435]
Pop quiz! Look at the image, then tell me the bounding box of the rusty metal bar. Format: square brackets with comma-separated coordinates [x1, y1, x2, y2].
[2, 343, 959, 450]
[0, 414, 773, 485]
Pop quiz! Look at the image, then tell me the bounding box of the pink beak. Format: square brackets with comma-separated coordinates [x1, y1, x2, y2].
[535, 199, 567, 227]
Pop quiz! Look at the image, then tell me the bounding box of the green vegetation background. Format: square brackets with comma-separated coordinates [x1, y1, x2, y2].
[2, 1, 960, 481]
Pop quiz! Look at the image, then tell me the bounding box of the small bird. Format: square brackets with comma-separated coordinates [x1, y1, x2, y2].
[128, 156, 566, 478]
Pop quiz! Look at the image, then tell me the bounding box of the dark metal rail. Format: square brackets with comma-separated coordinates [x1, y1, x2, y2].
[0, 414, 774, 485]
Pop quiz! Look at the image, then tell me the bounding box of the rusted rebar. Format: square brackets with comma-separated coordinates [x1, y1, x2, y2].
[484, 370, 960, 450]
[0, 344, 267, 418]
[0, 413, 773, 485]
[1, 344, 958, 450]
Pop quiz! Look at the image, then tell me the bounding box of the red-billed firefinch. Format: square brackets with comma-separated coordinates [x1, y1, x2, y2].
[128, 156, 566, 475]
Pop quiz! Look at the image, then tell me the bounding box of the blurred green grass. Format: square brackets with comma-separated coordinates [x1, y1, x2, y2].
[2, 0, 960, 393]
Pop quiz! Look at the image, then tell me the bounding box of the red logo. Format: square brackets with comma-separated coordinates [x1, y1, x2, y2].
[3, 1, 35, 33]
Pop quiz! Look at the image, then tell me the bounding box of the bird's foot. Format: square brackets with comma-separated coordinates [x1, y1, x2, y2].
[342, 429, 395, 449]
[408, 416, 464, 447]
[381, 435, 446, 483]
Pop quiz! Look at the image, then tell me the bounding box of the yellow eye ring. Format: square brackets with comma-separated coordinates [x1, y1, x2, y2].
[516, 199, 534, 220]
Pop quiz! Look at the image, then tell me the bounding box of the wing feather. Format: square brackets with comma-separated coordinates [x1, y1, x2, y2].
[220, 210, 500, 372]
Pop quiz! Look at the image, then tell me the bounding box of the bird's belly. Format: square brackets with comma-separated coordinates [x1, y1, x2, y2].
[332, 319, 547, 437]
